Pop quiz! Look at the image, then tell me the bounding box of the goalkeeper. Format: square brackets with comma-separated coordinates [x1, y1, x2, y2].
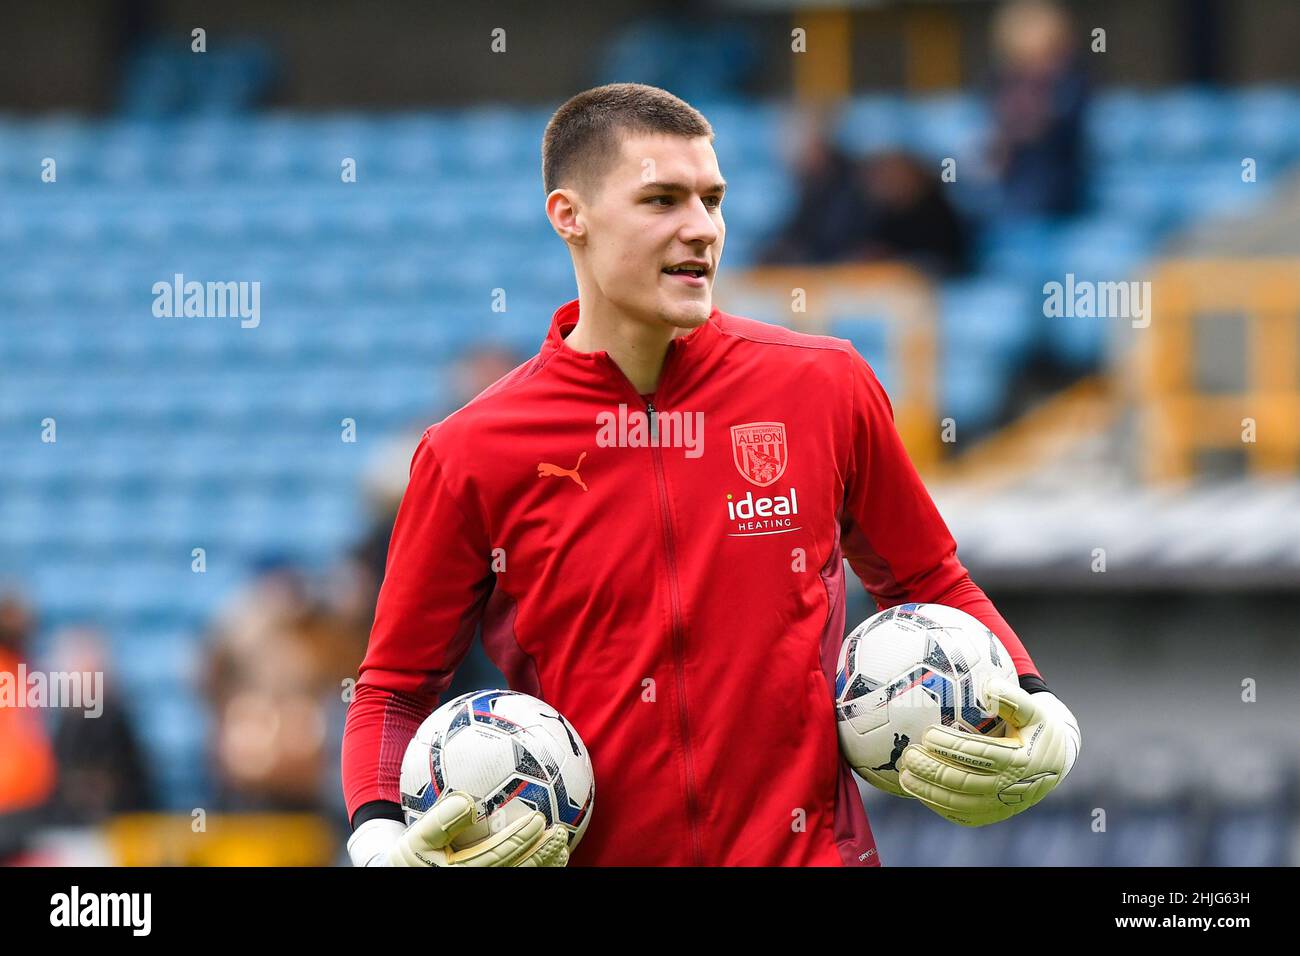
[343, 83, 1079, 867]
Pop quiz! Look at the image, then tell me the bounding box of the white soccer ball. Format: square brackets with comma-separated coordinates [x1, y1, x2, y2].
[834, 603, 1018, 797]
[399, 689, 595, 852]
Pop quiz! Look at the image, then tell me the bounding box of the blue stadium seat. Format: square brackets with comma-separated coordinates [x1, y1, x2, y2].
[907, 94, 990, 162]
[940, 349, 1012, 434]
[828, 315, 896, 394]
[838, 96, 911, 154]
[1104, 812, 1200, 866]
[1234, 87, 1300, 161]
[939, 277, 1038, 366]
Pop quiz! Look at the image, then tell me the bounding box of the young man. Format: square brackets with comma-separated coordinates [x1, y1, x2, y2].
[343, 83, 1080, 867]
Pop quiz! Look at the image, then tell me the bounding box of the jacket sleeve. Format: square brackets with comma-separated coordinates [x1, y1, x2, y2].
[341, 426, 495, 825]
[838, 347, 1042, 683]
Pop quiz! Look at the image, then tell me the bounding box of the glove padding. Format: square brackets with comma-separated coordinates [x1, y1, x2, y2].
[897, 677, 1080, 827]
[350, 791, 570, 867]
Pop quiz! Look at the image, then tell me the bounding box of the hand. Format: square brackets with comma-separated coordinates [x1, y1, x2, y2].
[897, 677, 1080, 827]
[347, 791, 570, 867]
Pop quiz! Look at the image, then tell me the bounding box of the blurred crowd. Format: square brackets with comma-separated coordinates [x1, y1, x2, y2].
[0, 344, 517, 864]
[759, 0, 1087, 273]
[0, 595, 153, 862]
[205, 343, 517, 822]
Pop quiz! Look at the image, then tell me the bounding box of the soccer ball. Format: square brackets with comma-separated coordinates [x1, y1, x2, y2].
[399, 689, 595, 852]
[834, 603, 1018, 797]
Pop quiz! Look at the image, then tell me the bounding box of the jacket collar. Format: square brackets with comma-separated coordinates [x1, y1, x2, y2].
[540, 298, 723, 369]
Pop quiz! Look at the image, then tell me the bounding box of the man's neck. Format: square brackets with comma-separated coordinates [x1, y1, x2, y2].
[563, 298, 685, 395]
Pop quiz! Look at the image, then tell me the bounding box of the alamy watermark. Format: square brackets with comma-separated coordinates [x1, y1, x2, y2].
[152, 273, 261, 328]
[1043, 273, 1151, 328]
[50, 886, 150, 936]
[0, 665, 103, 718]
[596, 404, 704, 458]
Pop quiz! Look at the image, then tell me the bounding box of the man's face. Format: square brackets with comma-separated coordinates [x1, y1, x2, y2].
[573, 132, 726, 330]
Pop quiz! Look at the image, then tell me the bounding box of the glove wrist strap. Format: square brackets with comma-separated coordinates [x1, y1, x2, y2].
[347, 817, 406, 867]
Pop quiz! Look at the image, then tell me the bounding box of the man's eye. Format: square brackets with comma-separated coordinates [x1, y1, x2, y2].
[648, 195, 672, 206]
[704, 195, 723, 208]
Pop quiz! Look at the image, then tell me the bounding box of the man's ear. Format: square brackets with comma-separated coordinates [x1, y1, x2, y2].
[545, 188, 586, 245]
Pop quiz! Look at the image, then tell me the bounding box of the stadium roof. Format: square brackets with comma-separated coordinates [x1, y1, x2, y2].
[933, 478, 1300, 588]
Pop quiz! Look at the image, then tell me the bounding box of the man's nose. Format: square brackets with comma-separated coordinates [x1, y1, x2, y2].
[679, 196, 720, 245]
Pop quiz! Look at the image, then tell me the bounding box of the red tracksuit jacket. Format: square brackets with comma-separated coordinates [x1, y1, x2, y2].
[342, 298, 1041, 866]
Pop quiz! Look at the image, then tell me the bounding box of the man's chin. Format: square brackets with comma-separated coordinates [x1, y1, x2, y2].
[658, 298, 713, 330]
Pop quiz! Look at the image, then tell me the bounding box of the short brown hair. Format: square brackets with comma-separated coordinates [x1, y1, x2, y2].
[541, 83, 714, 195]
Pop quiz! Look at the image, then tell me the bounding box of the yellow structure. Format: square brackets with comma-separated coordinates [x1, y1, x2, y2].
[106, 813, 337, 866]
[1140, 260, 1300, 481]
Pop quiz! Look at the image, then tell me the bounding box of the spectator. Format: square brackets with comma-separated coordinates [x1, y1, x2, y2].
[858, 149, 972, 276]
[988, 0, 1089, 217]
[0, 593, 56, 862]
[46, 627, 154, 825]
[205, 566, 365, 811]
[757, 110, 875, 266]
[759, 111, 969, 275]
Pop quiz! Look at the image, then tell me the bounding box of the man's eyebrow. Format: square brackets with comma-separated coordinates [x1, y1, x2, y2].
[637, 180, 728, 194]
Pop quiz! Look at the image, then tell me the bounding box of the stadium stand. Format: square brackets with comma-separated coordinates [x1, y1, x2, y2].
[1, 88, 1297, 859]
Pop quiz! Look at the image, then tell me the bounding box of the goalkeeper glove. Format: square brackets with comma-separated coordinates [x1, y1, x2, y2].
[897, 676, 1080, 827]
[347, 791, 570, 867]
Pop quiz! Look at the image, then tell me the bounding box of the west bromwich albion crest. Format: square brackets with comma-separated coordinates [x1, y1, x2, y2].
[730, 421, 788, 487]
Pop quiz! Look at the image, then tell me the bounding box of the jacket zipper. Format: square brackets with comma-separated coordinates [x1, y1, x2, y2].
[645, 396, 705, 867]
[604, 336, 705, 865]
